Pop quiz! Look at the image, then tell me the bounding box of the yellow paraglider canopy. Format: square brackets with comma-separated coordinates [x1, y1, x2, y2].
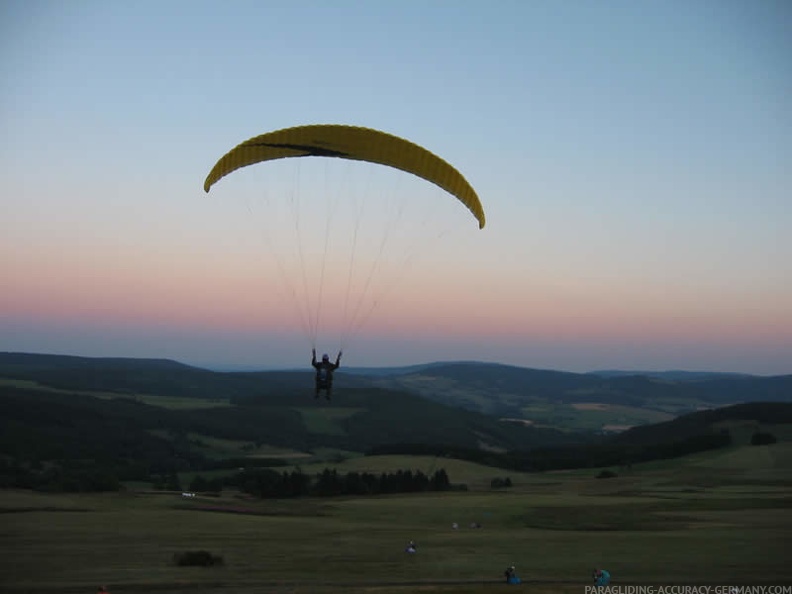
[204, 124, 485, 229]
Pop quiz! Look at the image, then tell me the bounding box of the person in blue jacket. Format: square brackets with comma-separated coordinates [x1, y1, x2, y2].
[504, 565, 521, 584]
[593, 568, 611, 586]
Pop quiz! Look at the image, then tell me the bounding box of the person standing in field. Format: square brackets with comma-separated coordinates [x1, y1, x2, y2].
[593, 569, 611, 586]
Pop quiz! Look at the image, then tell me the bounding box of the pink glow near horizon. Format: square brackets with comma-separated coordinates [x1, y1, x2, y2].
[6, 247, 789, 355]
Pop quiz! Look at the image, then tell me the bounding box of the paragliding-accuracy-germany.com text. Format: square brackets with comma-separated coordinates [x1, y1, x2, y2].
[585, 584, 792, 594]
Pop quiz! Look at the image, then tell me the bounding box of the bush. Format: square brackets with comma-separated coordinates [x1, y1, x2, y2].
[751, 432, 777, 446]
[596, 469, 618, 479]
[173, 550, 224, 567]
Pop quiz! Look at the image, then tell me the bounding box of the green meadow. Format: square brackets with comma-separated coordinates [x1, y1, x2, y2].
[2, 442, 790, 594]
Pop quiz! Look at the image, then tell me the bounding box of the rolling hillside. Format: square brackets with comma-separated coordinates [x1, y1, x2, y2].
[2, 352, 790, 493]
[0, 353, 577, 489]
[2, 352, 790, 433]
[369, 362, 792, 428]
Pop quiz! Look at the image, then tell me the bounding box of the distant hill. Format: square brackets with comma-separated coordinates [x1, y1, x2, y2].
[588, 369, 756, 380]
[2, 352, 790, 428]
[369, 362, 792, 418]
[0, 352, 198, 372]
[0, 352, 575, 479]
[340, 362, 445, 376]
[0, 352, 331, 401]
[2, 352, 789, 491]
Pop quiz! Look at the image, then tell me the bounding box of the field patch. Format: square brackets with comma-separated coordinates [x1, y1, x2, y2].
[516, 502, 692, 531]
[189, 434, 311, 459]
[0, 378, 230, 409]
[178, 497, 334, 518]
[572, 403, 609, 411]
[121, 393, 230, 409]
[520, 401, 673, 431]
[516, 494, 792, 532]
[0, 377, 125, 400]
[296, 406, 363, 435]
[0, 489, 97, 513]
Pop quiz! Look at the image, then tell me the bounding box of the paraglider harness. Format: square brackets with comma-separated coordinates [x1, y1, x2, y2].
[316, 366, 330, 388]
[312, 351, 341, 397]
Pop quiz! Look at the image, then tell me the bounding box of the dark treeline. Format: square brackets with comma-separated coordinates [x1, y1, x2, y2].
[0, 458, 122, 492]
[370, 431, 732, 473]
[514, 431, 732, 471]
[226, 467, 453, 498]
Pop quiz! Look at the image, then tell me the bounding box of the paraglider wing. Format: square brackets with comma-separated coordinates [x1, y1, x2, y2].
[203, 124, 485, 228]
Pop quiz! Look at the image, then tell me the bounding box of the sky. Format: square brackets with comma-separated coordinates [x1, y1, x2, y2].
[2, 0, 791, 375]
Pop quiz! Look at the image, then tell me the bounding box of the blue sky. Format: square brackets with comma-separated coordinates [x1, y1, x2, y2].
[2, 0, 790, 374]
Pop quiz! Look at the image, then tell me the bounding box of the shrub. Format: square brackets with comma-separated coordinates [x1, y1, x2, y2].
[751, 432, 777, 446]
[173, 550, 224, 567]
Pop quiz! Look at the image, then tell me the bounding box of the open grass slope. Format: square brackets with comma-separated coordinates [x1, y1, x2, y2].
[1, 442, 790, 594]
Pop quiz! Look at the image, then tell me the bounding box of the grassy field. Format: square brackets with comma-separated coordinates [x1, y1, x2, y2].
[1, 443, 790, 594]
[295, 407, 366, 436]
